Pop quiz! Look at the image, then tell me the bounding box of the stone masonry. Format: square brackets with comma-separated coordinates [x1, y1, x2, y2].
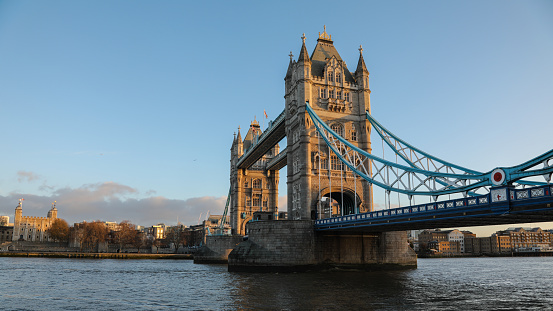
[285, 28, 373, 221]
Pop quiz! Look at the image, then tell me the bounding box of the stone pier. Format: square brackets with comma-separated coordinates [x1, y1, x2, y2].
[194, 235, 244, 264]
[228, 220, 417, 272]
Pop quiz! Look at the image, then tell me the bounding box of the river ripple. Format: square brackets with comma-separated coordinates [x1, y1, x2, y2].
[1, 257, 552, 310]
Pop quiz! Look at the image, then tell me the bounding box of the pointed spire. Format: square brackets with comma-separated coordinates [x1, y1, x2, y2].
[285, 51, 294, 79]
[355, 45, 368, 74]
[297, 33, 310, 63]
[237, 126, 242, 142]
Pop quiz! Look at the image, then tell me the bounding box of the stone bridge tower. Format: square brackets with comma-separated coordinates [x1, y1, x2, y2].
[230, 121, 280, 235]
[285, 28, 373, 220]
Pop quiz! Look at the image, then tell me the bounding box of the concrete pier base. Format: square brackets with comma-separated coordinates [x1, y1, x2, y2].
[228, 220, 417, 272]
[194, 235, 244, 264]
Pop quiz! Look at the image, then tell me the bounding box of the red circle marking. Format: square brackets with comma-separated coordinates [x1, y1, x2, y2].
[493, 172, 503, 182]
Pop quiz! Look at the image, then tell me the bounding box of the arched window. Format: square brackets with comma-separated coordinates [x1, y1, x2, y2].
[330, 123, 344, 137]
[329, 89, 335, 98]
[345, 92, 350, 102]
[252, 179, 262, 189]
[351, 124, 357, 141]
[328, 71, 334, 82]
[245, 196, 251, 207]
[336, 72, 342, 83]
[337, 90, 342, 100]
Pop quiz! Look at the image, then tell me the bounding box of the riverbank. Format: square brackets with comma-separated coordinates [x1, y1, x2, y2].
[418, 251, 553, 258]
[0, 252, 193, 259]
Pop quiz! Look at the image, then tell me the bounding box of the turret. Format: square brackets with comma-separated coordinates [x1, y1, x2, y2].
[355, 45, 370, 90]
[14, 198, 23, 221]
[236, 126, 243, 157]
[354, 45, 371, 114]
[47, 201, 58, 219]
[296, 33, 311, 80]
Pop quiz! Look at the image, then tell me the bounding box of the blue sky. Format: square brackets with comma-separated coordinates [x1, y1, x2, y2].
[1, 1, 552, 236]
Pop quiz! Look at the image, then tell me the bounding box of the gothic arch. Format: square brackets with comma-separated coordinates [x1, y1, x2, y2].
[314, 187, 362, 217]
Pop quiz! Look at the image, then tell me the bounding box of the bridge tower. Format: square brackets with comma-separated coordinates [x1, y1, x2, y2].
[230, 121, 280, 235]
[285, 28, 373, 221]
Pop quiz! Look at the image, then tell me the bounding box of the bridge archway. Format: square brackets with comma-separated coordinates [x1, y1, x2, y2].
[316, 188, 361, 218]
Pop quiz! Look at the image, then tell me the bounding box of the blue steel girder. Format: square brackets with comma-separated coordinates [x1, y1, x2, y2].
[306, 102, 553, 197]
[366, 111, 547, 190]
[314, 185, 553, 232]
[237, 110, 286, 170]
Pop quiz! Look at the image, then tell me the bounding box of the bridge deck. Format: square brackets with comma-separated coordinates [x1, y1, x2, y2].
[315, 185, 553, 233]
[237, 110, 286, 169]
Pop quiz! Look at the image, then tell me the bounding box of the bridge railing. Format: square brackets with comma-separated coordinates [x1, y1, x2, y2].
[315, 184, 552, 228]
[237, 110, 286, 167]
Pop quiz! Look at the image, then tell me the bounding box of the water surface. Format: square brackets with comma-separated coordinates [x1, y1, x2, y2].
[1, 257, 552, 310]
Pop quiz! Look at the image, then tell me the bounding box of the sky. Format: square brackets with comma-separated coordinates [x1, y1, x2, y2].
[1, 1, 552, 236]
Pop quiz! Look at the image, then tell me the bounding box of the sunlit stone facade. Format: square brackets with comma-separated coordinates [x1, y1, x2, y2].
[12, 199, 58, 242]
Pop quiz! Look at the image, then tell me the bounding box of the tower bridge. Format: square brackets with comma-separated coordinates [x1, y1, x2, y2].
[197, 28, 553, 271]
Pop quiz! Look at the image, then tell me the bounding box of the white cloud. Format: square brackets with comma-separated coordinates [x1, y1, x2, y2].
[0, 182, 226, 227]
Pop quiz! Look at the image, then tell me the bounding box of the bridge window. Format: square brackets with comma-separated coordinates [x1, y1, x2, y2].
[246, 196, 251, 207]
[337, 91, 342, 100]
[329, 89, 335, 99]
[328, 71, 334, 82]
[321, 158, 328, 170]
[336, 72, 342, 83]
[345, 92, 350, 102]
[253, 194, 261, 207]
[331, 155, 344, 171]
[330, 123, 344, 137]
[351, 124, 357, 141]
[263, 199, 268, 208]
[252, 179, 262, 189]
[319, 88, 327, 99]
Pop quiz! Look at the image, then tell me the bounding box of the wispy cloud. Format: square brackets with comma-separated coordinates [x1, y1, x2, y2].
[17, 171, 41, 183]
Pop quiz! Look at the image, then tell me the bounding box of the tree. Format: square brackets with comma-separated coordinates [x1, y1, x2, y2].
[113, 221, 137, 250]
[166, 226, 186, 253]
[78, 221, 109, 252]
[47, 218, 70, 243]
[132, 231, 146, 253]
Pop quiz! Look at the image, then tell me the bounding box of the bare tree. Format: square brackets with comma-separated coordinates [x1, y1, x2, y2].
[47, 218, 70, 243]
[132, 231, 146, 253]
[80, 221, 109, 252]
[166, 226, 186, 253]
[113, 220, 137, 251]
[152, 238, 162, 254]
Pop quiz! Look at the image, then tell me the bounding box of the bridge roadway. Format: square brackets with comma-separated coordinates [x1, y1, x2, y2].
[237, 110, 286, 170]
[315, 185, 553, 233]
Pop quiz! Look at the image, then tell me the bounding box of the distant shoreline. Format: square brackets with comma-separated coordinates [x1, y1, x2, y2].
[418, 252, 553, 259]
[0, 252, 193, 260]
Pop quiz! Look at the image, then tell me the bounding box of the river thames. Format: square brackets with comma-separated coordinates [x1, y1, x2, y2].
[2, 256, 552, 310]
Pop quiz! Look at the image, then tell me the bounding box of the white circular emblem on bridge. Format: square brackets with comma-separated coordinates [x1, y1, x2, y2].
[490, 168, 506, 186]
